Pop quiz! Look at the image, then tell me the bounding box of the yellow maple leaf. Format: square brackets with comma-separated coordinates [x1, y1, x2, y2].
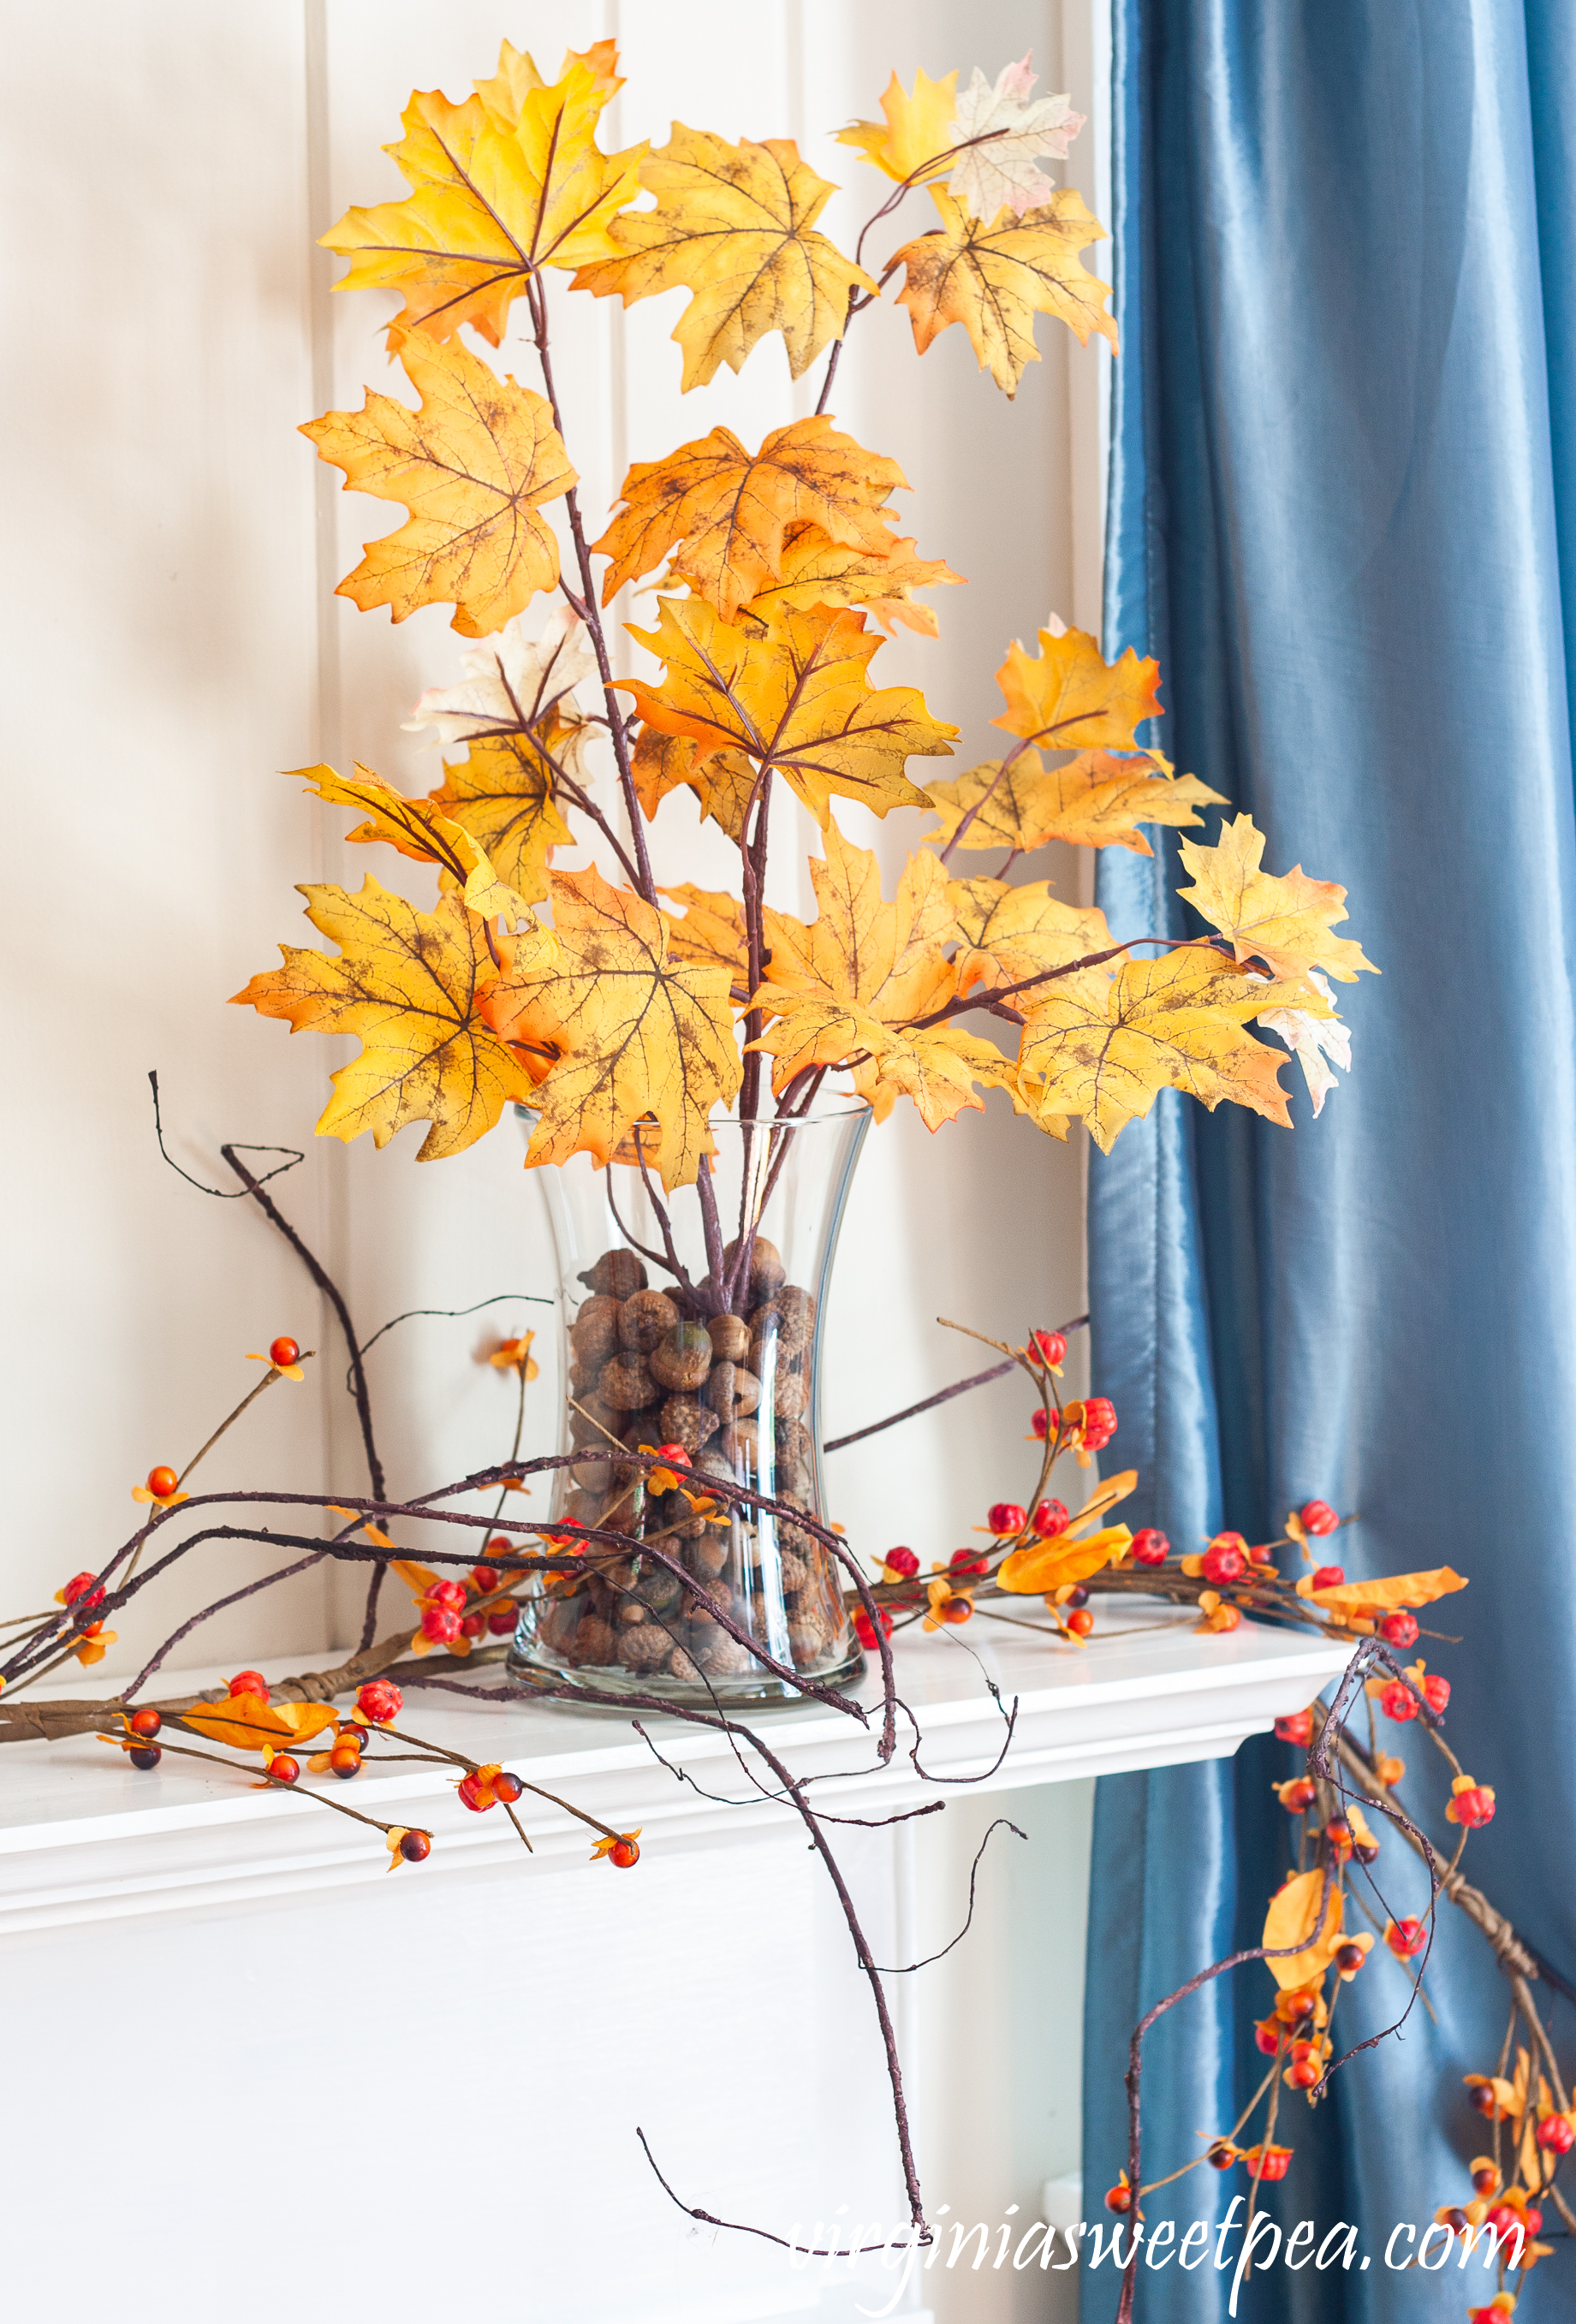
[1177, 814, 1379, 984]
[746, 1002, 1012, 1130]
[481, 865, 742, 1189]
[473, 37, 624, 129]
[742, 521, 964, 638]
[1262, 1869, 1346, 1990]
[629, 729, 758, 842]
[320, 56, 645, 348]
[571, 125, 876, 389]
[1308, 1567, 1468, 1620]
[658, 885, 749, 981]
[594, 416, 907, 620]
[622, 597, 955, 829]
[997, 1525, 1133, 1594]
[926, 749, 1223, 856]
[759, 822, 960, 1024]
[301, 333, 576, 637]
[949, 877, 1113, 996]
[425, 731, 576, 906]
[295, 760, 542, 928]
[233, 877, 549, 1160]
[181, 1694, 340, 1754]
[994, 626, 1163, 752]
[1019, 948, 1320, 1152]
[836, 68, 960, 185]
[892, 187, 1116, 397]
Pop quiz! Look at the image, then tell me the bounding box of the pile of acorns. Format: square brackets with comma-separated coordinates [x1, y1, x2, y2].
[531, 1239, 850, 1685]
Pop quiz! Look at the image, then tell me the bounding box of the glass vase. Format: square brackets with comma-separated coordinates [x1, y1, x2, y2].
[509, 1104, 871, 1706]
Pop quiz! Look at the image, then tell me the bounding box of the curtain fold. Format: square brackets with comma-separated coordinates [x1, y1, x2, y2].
[1081, 4, 1576, 2316]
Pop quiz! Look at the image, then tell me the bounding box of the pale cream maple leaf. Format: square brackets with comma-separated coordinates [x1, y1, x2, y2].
[404, 603, 595, 750]
[949, 55, 1085, 221]
[1256, 969, 1353, 1116]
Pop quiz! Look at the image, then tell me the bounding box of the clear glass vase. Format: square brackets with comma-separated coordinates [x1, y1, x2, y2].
[509, 1104, 871, 1706]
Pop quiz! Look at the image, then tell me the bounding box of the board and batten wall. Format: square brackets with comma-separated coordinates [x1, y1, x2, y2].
[3, 9, 1103, 2321]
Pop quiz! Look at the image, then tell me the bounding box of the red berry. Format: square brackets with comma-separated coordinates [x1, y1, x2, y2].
[128, 1708, 162, 1739]
[1379, 1610, 1418, 1647]
[1202, 1538, 1247, 1587]
[339, 1721, 369, 1748]
[1081, 1397, 1118, 1448]
[457, 1773, 491, 1812]
[429, 1579, 467, 1613]
[1325, 1816, 1353, 1859]
[1275, 1709, 1313, 1745]
[654, 1441, 688, 1465]
[1288, 2057, 1321, 2089]
[1064, 1584, 1090, 1608]
[1103, 2182, 1132, 2214]
[940, 1597, 973, 1626]
[853, 1607, 894, 1650]
[484, 1536, 514, 1556]
[492, 1772, 525, 1804]
[1379, 1681, 1418, 1722]
[1484, 2204, 1521, 2239]
[1421, 1673, 1450, 1713]
[1472, 2166, 1500, 2193]
[1471, 2084, 1502, 2119]
[1299, 1500, 1340, 1536]
[1282, 1777, 1317, 1812]
[487, 1605, 519, 1636]
[1031, 1329, 1067, 1369]
[1254, 2019, 1282, 2055]
[1208, 2143, 1236, 2170]
[62, 1572, 105, 1610]
[987, 1502, 1026, 1537]
[1311, 1565, 1345, 1590]
[1066, 1607, 1095, 1637]
[1334, 1941, 1365, 1975]
[1245, 2145, 1291, 2182]
[268, 1755, 300, 1786]
[399, 1829, 431, 1863]
[268, 1336, 300, 1369]
[1451, 1785, 1496, 1828]
[884, 1547, 919, 1578]
[1386, 1916, 1427, 1959]
[460, 1612, 486, 1637]
[420, 1606, 461, 1643]
[355, 1680, 402, 1726]
[128, 1744, 162, 1771]
[1032, 1499, 1070, 1538]
[1031, 1406, 1051, 1439]
[1130, 1528, 1170, 1566]
[329, 1742, 362, 1779]
[146, 1465, 179, 1500]
[1525, 2205, 1543, 2238]
[1440, 2207, 1470, 2234]
[229, 1670, 270, 1702]
[610, 1837, 639, 1868]
[1279, 1988, 1317, 2025]
[949, 1548, 990, 1577]
[1537, 2113, 1574, 2153]
[470, 1564, 500, 1594]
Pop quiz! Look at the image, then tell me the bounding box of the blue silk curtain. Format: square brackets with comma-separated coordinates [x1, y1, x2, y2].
[1081, 4, 1576, 2316]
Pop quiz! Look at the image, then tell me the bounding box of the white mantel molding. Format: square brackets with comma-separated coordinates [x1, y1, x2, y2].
[0, 1607, 1352, 1936]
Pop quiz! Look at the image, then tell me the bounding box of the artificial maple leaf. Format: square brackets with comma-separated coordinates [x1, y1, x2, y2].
[234, 877, 550, 1159]
[658, 885, 749, 980]
[835, 68, 960, 186]
[593, 416, 907, 620]
[480, 865, 742, 1189]
[1018, 948, 1321, 1152]
[622, 597, 955, 829]
[630, 728, 758, 841]
[925, 750, 1222, 856]
[994, 626, 1163, 751]
[1308, 1567, 1468, 1620]
[997, 1524, 1133, 1594]
[1263, 1869, 1347, 1990]
[571, 126, 875, 389]
[892, 187, 1115, 397]
[1178, 814, 1379, 984]
[758, 821, 960, 1023]
[320, 56, 645, 348]
[949, 877, 1113, 996]
[1258, 969, 1352, 1117]
[746, 1002, 1011, 1130]
[294, 761, 542, 927]
[425, 735, 577, 906]
[181, 1694, 341, 1754]
[473, 37, 623, 128]
[743, 522, 964, 638]
[301, 332, 576, 637]
[947, 55, 1085, 220]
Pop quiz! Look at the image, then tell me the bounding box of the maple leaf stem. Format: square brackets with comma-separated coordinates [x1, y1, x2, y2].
[524, 272, 657, 904]
[907, 934, 1222, 1035]
[939, 731, 1039, 862]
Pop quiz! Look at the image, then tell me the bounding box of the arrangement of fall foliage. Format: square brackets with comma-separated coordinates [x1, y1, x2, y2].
[232, 32, 1371, 1230]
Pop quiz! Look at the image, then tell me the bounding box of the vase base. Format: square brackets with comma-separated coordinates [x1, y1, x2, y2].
[503, 1636, 865, 1711]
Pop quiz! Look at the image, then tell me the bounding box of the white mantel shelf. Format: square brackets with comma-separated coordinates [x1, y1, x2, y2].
[0, 1607, 1351, 1937]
